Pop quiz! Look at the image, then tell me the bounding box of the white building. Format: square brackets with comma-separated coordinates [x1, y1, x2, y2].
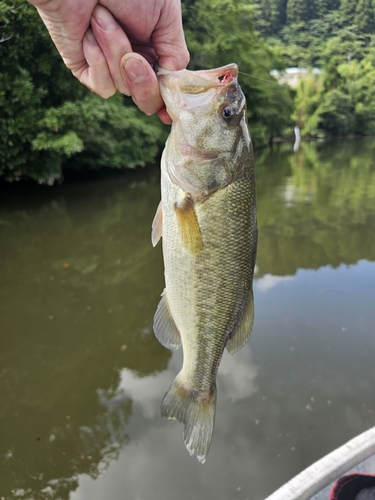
[270, 67, 321, 87]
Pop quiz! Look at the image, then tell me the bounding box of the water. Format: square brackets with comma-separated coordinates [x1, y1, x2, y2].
[0, 139, 374, 500]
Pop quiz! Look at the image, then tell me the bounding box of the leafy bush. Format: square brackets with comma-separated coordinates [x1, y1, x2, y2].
[293, 50, 375, 136]
[33, 93, 167, 174]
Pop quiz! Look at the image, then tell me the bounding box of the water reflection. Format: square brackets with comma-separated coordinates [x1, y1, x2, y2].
[256, 139, 375, 277]
[0, 139, 374, 499]
[70, 346, 260, 500]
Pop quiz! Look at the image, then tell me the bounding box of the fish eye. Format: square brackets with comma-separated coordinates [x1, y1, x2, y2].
[222, 106, 235, 120]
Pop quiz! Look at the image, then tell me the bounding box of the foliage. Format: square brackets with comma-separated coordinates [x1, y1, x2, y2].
[340, 0, 357, 21]
[292, 46, 375, 135]
[252, 0, 375, 136]
[292, 73, 323, 131]
[0, 0, 80, 183]
[33, 94, 167, 174]
[354, 0, 375, 33]
[286, 0, 315, 24]
[251, 0, 288, 37]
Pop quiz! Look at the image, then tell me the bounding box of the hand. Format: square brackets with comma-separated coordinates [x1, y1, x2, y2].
[26, 0, 189, 122]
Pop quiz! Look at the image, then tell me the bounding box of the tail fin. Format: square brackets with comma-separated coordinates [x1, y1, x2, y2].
[161, 376, 217, 463]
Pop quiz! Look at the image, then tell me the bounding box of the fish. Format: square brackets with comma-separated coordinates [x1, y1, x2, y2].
[151, 63, 257, 463]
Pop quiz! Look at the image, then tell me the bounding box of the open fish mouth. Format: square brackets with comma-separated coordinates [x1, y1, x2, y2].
[155, 64, 239, 98]
[155, 63, 239, 87]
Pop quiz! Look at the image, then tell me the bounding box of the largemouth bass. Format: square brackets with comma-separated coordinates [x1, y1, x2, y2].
[152, 64, 257, 463]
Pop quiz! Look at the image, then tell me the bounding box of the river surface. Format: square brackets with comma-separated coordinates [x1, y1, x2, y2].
[0, 139, 374, 500]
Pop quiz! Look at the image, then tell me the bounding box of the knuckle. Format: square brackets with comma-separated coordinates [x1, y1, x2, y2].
[78, 78, 115, 99]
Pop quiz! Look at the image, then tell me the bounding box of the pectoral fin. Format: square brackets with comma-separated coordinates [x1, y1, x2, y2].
[151, 201, 163, 247]
[175, 197, 203, 256]
[226, 290, 254, 355]
[153, 289, 181, 350]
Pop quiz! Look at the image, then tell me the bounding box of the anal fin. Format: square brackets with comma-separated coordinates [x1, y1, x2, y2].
[226, 290, 254, 355]
[151, 201, 163, 247]
[153, 289, 181, 350]
[174, 196, 203, 256]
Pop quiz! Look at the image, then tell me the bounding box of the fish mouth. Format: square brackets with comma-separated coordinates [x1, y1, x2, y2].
[155, 63, 239, 94]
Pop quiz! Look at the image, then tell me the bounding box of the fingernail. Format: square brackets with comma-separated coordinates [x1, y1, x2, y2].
[85, 29, 98, 45]
[123, 57, 148, 84]
[94, 6, 116, 32]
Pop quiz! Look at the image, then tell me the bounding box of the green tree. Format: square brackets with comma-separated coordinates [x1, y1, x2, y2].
[0, 1, 83, 182]
[293, 73, 323, 131]
[277, 0, 289, 29]
[319, 26, 367, 68]
[286, 0, 316, 24]
[315, 0, 340, 17]
[252, 0, 375, 137]
[33, 93, 166, 174]
[252, 0, 288, 36]
[293, 45, 375, 136]
[315, 89, 354, 134]
[340, 0, 357, 21]
[354, 0, 375, 32]
[337, 56, 375, 133]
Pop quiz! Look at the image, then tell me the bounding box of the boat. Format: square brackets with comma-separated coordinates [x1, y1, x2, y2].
[264, 426, 375, 500]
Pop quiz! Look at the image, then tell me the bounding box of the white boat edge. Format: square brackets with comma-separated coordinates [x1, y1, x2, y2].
[264, 426, 375, 500]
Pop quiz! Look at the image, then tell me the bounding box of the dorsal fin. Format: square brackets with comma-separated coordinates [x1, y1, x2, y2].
[174, 197, 203, 256]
